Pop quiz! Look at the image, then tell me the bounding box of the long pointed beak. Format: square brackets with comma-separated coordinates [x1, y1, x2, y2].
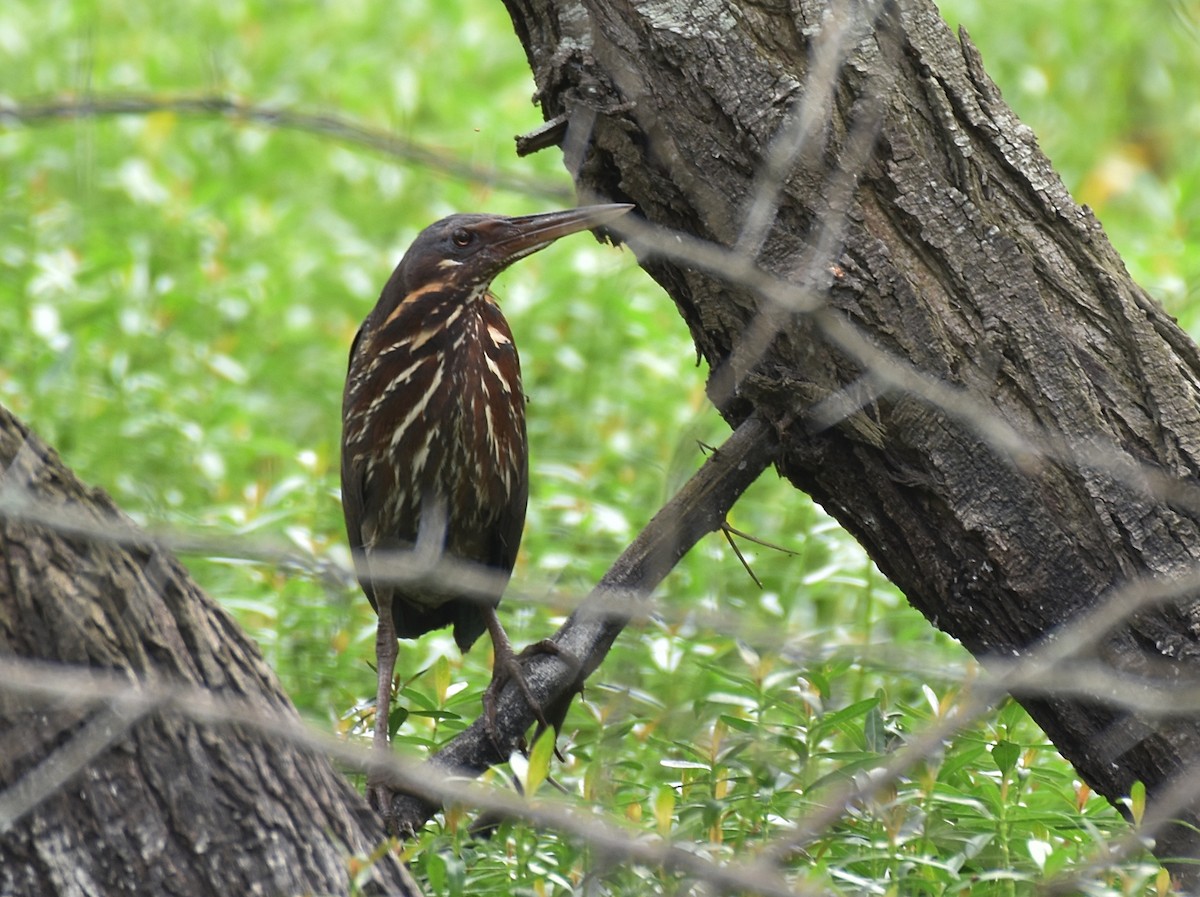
[490, 203, 634, 261]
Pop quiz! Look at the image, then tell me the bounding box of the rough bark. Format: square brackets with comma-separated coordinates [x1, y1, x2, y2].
[503, 0, 1200, 883]
[0, 407, 419, 897]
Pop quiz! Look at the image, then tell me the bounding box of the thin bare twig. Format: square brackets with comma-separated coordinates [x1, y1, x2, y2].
[0, 93, 572, 203]
[721, 523, 764, 589]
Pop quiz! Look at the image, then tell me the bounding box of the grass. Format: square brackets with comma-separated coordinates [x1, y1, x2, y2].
[3, 0, 1197, 894]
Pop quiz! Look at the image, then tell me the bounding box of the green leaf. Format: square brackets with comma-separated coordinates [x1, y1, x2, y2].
[431, 654, 452, 705]
[525, 727, 557, 797]
[718, 714, 758, 734]
[821, 697, 881, 727]
[652, 784, 676, 837]
[387, 705, 408, 740]
[424, 852, 445, 892]
[991, 739, 1020, 774]
[863, 705, 887, 753]
[1129, 779, 1147, 826]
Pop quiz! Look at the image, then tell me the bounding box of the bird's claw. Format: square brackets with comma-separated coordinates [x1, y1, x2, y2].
[367, 779, 393, 818]
[482, 639, 579, 760]
[368, 712, 401, 834]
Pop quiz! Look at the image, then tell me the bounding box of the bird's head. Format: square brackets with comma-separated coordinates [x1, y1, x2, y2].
[386, 203, 634, 302]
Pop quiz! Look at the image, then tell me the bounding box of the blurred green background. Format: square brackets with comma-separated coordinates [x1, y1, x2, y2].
[1, 1, 1196, 893]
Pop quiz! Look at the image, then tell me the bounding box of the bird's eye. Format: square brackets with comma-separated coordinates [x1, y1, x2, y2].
[451, 228, 472, 247]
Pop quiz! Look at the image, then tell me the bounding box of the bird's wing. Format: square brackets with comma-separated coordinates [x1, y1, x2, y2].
[341, 321, 379, 610]
[340, 446, 379, 611]
[491, 448, 528, 576]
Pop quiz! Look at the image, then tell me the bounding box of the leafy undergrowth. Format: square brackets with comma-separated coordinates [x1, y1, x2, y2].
[3, 0, 1197, 895]
[383, 614, 1160, 896]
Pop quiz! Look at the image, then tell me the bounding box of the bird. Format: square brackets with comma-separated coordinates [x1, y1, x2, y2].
[340, 203, 633, 816]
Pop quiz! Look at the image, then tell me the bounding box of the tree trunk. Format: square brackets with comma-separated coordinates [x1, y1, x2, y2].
[0, 408, 418, 897]
[503, 0, 1200, 884]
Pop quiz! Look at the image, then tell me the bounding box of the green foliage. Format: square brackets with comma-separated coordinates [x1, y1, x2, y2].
[2, 0, 1195, 894]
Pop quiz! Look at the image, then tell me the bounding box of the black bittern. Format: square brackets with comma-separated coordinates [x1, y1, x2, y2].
[341, 203, 633, 813]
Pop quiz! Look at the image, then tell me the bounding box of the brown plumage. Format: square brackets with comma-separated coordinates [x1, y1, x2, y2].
[340, 204, 632, 816]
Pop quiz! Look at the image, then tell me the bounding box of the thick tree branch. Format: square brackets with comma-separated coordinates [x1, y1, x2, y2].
[0, 406, 419, 897]
[501, 0, 1200, 883]
[385, 412, 778, 834]
[0, 654, 819, 897]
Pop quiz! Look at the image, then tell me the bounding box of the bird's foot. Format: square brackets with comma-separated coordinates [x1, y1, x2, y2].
[366, 739, 401, 835]
[370, 604, 400, 832]
[367, 776, 394, 819]
[482, 639, 580, 759]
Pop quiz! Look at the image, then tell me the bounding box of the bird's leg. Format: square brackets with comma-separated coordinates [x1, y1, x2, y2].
[481, 607, 579, 755]
[369, 588, 399, 823]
